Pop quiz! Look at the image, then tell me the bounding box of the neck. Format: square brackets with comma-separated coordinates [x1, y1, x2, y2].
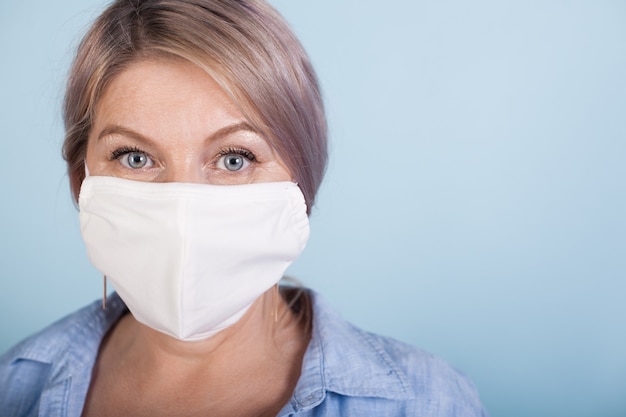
[107, 286, 308, 374]
[85, 287, 311, 417]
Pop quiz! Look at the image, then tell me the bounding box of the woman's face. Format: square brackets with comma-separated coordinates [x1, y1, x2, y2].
[86, 58, 291, 185]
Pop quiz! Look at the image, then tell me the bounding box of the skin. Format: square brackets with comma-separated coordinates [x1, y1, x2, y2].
[81, 58, 309, 417]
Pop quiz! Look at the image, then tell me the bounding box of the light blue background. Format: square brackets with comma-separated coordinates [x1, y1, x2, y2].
[1, 1, 625, 416]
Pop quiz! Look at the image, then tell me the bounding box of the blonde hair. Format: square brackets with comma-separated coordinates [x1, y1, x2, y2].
[62, 0, 327, 213]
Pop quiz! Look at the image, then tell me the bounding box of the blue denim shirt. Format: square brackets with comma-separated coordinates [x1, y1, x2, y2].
[0, 291, 487, 416]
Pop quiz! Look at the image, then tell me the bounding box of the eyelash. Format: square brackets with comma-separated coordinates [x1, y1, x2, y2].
[217, 147, 257, 163]
[108, 146, 257, 166]
[109, 146, 146, 161]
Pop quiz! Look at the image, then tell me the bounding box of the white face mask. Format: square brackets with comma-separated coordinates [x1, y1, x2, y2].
[78, 175, 309, 341]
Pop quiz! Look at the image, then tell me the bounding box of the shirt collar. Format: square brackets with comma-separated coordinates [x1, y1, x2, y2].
[9, 293, 127, 376]
[281, 291, 416, 414]
[8, 291, 415, 415]
[5, 293, 128, 417]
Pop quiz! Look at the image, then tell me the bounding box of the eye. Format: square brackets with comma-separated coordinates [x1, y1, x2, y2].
[110, 147, 154, 169]
[216, 148, 256, 172]
[224, 154, 245, 171]
[124, 151, 149, 169]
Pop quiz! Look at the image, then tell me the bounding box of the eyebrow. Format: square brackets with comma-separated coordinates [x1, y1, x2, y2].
[96, 121, 258, 144]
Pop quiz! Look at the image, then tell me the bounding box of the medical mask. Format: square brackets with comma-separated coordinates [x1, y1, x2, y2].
[78, 175, 309, 341]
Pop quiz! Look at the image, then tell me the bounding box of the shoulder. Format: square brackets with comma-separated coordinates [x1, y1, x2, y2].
[0, 294, 127, 416]
[292, 291, 487, 417]
[362, 329, 487, 416]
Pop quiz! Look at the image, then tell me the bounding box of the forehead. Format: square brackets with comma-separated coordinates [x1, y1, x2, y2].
[94, 58, 243, 127]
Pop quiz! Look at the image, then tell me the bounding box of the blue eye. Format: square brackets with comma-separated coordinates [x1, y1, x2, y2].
[223, 154, 244, 171]
[217, 148, 256, 172]
[126, 152, 148, 169]
[110, 147, 154, 169]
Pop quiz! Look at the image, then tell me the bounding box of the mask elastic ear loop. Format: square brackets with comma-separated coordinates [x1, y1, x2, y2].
[84, 161, 91, 177]
[273, 283, 279, 323]
[102, 276, 107, 310]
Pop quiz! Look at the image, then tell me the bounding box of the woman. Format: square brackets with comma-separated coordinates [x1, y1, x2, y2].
[0, 0, 487, 416]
